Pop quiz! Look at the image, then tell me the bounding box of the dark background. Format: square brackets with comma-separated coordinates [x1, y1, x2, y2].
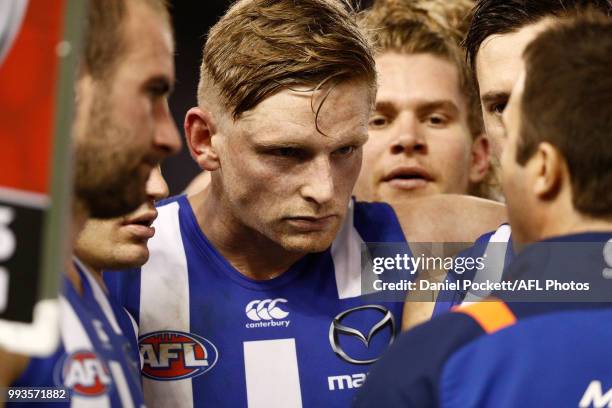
[163, 1, 230, 195]
[164, 1, 375, 195]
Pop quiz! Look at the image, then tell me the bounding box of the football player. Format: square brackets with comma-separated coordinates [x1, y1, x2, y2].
[105, 0, 506, 406]
[355, 0, 491, 203]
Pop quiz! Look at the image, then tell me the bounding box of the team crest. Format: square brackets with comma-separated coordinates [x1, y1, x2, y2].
[139, 330, 218, 381]
[58, 351, 112, 396]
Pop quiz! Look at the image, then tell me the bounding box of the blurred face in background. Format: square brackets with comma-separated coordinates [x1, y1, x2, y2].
[355, 52, 488, 202]
[75, 166, 169, 271]
[72, 0, 181, 219]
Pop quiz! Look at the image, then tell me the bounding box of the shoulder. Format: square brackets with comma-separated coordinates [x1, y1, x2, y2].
[355, 299, 516, 407]
[354, 308, 487, 407]
[352, 200, 406, 242]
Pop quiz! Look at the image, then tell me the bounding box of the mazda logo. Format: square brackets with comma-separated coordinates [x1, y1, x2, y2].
[329, 305, 396, 365]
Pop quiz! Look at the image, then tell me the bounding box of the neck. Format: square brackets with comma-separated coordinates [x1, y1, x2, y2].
[532, 203, 612, 242]
[539, 216, 612, 241]
[189, 188, 306, 280]
[81, 263, 106, 290]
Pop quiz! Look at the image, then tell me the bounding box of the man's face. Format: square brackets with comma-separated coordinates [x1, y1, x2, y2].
[500, 70, 532, 244]
[476, 19, 551, 159]
[213, 80, 371, 254]
[75, 166, 168, 270]
[73, 0, 181, 219]
[354, 52, 480, 201]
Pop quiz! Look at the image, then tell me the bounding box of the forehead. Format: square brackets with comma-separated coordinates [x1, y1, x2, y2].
[116, 1, 174, 77]
[375, 52, 464, 108]
[476, 19, 552, 98]
[236, 80, 372, 146]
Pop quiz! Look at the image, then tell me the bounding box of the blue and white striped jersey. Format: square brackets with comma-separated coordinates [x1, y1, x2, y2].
[432, 224, 514, 316]
[105, 195, 407, 408]
[11, 260, 144, 408]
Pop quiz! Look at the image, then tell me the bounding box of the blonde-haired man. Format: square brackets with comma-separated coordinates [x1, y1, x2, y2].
[355, 0, 494, 203]
[106, 0, 505, 406]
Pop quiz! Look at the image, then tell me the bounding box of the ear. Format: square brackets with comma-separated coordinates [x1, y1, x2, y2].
[468, 134, 491, 184]
[532, 142, 563, 199]
[184, 107, 220, 171]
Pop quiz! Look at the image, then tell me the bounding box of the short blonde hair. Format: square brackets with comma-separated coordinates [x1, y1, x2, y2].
[199, 0, 377, 120]
[360, 1, 481, 137]
[361, 0, 498, 199]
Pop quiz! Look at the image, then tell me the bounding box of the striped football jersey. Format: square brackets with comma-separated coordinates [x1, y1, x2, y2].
[10, 260, 145, 408]
[105, 196, 408, 407]
[432, 224, 514, 316]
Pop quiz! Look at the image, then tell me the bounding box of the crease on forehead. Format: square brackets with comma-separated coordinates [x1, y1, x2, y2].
[236, 83, 370, 140]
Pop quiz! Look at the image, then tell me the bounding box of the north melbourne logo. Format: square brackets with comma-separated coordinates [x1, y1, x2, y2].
[245, 298, 290, 329]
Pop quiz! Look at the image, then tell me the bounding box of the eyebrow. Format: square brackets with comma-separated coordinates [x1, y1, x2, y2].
[373, 101, 397, 112]
[252, 132, 369, 151]
[374, 99, 459, 115]
[415, 100, 459, 116]
[481, 91, 510, 105]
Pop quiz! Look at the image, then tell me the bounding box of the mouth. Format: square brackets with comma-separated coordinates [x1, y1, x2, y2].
[284, 215, 337, 232]
[121, 209, 158, 239]
[381, 166, 433, 190]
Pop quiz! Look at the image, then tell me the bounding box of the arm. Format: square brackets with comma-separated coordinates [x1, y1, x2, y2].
[392, 195, 506, 330]
[390, 194, 506, 244]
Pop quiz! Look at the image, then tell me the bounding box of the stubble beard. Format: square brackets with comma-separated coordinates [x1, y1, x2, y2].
[73, 90, 149, 219]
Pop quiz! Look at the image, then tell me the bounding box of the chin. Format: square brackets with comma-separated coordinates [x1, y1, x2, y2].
[378, 187, 433, 203]
[111, 246, 150, 270]
[277, 232, 337, 254]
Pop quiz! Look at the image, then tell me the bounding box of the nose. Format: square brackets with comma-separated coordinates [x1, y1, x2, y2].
[145, 166, 169, 201]
[155, 100, 182, 156]
[390, 112, 427, 155]
[300, 156, 334, 205]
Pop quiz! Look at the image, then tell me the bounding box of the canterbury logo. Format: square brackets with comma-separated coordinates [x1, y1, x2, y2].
[245, 299, 289, 321]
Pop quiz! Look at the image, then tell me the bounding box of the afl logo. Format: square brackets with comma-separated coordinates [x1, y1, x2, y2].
[139, 331, 218, 381]
[60, 351, 112, 396]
